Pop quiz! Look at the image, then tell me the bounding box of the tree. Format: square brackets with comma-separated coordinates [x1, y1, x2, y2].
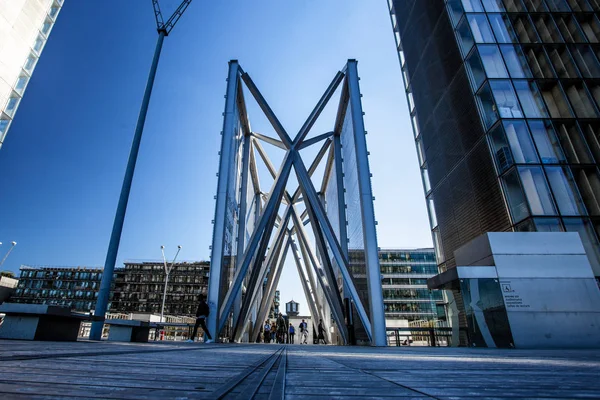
[0, 271, 15, 279]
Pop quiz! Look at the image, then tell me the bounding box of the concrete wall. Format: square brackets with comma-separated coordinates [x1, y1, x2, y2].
[455, 232, 600, 348]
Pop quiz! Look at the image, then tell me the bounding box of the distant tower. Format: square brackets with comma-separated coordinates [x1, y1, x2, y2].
[286, 300, 299, 317]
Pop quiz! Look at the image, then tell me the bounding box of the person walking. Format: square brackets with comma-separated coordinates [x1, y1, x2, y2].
[317, 319, 327, 344]
[263, 320, 271, 343]
[188, 294, 213, 343]
[276, 313, 286, 344]
[270, 322, 277, 343]
[289, 323, 295, 344]
[299, 319, 308, 344]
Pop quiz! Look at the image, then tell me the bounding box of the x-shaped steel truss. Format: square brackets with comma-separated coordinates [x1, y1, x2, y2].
[207, 60, 387, 346]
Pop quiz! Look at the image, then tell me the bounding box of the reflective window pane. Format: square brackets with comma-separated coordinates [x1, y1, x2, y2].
[564, 218, 600, 271]
[457, 17, 476, 56]
[477, 83, 500, 128]
[529, 120, 566, 163]
[534, 217, 564, 231]
[518, 166, 557, 215]
[500, 45, 532, 78]
[466, 49, 487, 90]
[462, 0, 484, 11]
[513, 80, 549, 118]
[545, 166, 587, 215]
[488, 13, 516, 43]
[468, 14, 496, 43]
[502, 168, 531, 222]
[482, 0, 505, 11]
[490, 80, 523, 118]
[504, 120, 539, 163]
[489, 123, 514, 172]
[479, 45, 509, 77]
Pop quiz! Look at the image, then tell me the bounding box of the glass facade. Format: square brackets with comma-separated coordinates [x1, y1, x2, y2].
[389, 0, 600, 280]
[12, 266, 104, 312]
[111, 261, 210, 316]
[0, 0, 63, 148]
[379, 249, 446, 324]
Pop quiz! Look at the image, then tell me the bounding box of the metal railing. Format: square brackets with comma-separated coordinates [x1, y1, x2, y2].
[386, 327, 466, 347]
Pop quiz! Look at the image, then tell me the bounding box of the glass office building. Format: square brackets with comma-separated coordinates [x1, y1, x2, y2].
[0, 0, 63, 149]
[380, 249, 446, 326]
[388, 0, 600, 283]
[12, 266, 104, 312]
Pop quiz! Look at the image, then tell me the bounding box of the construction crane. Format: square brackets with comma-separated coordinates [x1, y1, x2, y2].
[152, 0, 193, 36]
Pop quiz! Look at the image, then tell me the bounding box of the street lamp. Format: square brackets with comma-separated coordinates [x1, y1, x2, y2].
[160, 245, 182, 323]
[0, 241, 17, 268]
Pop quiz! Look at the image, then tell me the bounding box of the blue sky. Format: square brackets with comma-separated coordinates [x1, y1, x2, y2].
[0, 0, 431, 311]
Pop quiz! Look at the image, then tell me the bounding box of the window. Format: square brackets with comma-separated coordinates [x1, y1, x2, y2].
[545, 167, 587, 215]
[572, 167, 600, 215]
[532, 14, 563, 43]
[500, 45, 532, 78]
[427, 197, 438, 228]
[468, 14, 496, 43]
[422, 166, 431, 193]
[529, 120, 566, 163]
[546, 0, 573, 11]
[523, 46, 555, 78]
[477, 82, 500, 128]
[482, 0, 505, 11]
[519, 166, 557, 215]
[526, 0, 550, 11]
[504, 0, 527, 11]
[488, 13, 516, 43]
[417, 138, 425, 166]
[576, 14, 600, 43]
[504, 120, 539, 163]
[579, 122, 600, 163]
[23, 54, 37, 73]
[447, 0, 466, 27]
[41, 20, 52, 35]
[534, 217, 564, 231]
[14, 76, 28, 94]
[547, 46, 581, 78]
[539, 81, 574, 118]
[0, 118, 9, 135]
[479, 45, 509, 77]
[564, 218, 600, 271]
[457, 17, 476, 56]
[489, 123, 514, 172]
[513, 80, 548, 118]
[570, 45, 600, 78]
[462, 0, 484, 11]
[33, 35, 44, 52]
[49, 6, 59, 19]
[5, 97, 19, 117]
[566, 0, 593, 11]
[490, 80, 523, 118]
[466, 49, 487, 89]
[502, 168, 530, 222]
[554, 122, 595, 163]
[563, 82, 598, 118]
[555, 15, 587, 43]
[510, 15, 540, 43]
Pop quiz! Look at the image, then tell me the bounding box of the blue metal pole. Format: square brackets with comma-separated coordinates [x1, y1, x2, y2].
[89, 31, 166, 340]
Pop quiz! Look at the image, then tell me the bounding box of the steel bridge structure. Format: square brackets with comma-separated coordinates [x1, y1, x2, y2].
[207, 60, 386, 346]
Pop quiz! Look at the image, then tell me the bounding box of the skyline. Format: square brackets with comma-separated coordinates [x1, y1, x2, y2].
[0, 1, 431, 307]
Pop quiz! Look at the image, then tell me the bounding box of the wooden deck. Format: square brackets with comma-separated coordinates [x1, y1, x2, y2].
[0, 340, 599, 399]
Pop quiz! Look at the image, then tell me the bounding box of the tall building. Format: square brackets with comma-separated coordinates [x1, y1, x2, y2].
[0, 0, 63, 148]
[111, 261, 210, 316]
[11, 265, 103, 312]
[380, 249, 445, 327]
[388, 0, 600, 283]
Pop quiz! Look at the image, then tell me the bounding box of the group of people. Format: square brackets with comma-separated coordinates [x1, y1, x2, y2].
[261, 315, 327, 345]
[186, 294, 328, 345]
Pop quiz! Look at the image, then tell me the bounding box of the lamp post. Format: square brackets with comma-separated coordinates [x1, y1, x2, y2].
[160, 245, 181, 323]
[0, 241, 17, 268]
[89, 0, 193, 340]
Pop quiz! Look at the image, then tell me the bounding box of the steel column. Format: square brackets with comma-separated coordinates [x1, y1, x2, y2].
[206, 61, 241, 342]
[90, 31, 166, 340]
[347, 60, 387, 347]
